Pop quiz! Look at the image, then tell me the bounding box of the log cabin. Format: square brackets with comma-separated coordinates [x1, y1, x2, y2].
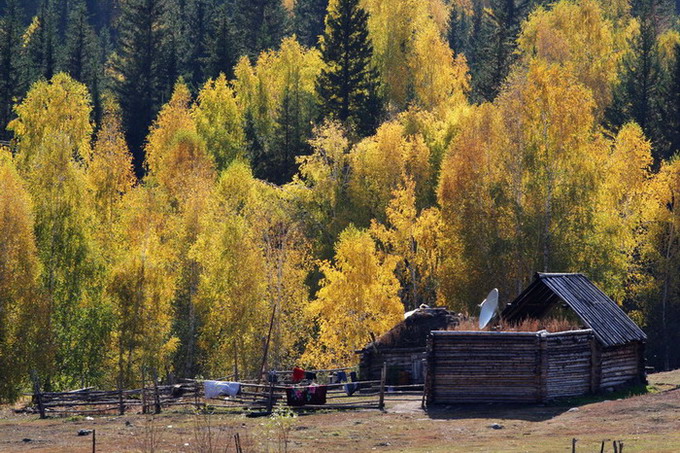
[425, 273, 647, 405]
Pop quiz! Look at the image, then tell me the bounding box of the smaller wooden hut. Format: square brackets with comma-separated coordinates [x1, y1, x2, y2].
[357, 307, 458, 384]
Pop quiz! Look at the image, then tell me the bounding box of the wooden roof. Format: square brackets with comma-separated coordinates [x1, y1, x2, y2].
[501, 273, 646, 348]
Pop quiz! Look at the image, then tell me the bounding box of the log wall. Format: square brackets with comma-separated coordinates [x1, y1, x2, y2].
[544, 331, 593, 399]
[599, 342, 645, 389]
[425, 329, 642, 405]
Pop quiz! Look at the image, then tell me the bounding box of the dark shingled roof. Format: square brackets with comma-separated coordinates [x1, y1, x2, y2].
[501, 273, 646, 348]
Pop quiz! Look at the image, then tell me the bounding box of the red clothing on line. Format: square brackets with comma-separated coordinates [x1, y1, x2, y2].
[292, 366, 305, 383]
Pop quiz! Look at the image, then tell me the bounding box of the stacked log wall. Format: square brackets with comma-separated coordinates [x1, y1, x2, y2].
[544, 331, 593, 398]
[427, 331, 543, 404]
[599, 342, 644, 389]
[427, 330, 600, 404]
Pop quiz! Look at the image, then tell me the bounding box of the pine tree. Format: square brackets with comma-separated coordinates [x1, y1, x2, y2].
[114, 0, 169, 176]
[182, 0, 214, 88]
[660, 42, 680, 158]
[62, 0, 104, 122]
[316, 0, 382, 136]
[294, 0, 329, 47]
[447, 1, 474, 59]
[23, 0, 60, 87]
[232, 0, 289, 57]
[0, 0, 24, 139]
[203, 3, 239, 80]
[473, 0, 526, 101]
[606, 4, 662, 158]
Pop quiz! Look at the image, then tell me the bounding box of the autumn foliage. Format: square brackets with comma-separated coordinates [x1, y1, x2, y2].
[1, 0, 680, 401]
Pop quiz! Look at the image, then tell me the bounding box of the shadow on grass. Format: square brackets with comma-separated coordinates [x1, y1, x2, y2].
[425, 384, 653, 422]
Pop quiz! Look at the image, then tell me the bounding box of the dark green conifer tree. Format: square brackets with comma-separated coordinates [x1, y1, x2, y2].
[182, 0, 213, 89]
[0, 0, 24, 138]
[294, 0, 329, 47]
[316, 0, 382, 136]
[62, 0, 104, 122]
[261, 81, 315, 184]
[114, 0, 169, 175]
[24, 0, 60, 86]
[232, 0, 289, 57]
[660, 43, 680, 159]
[203, 3, 239, 79]
[472, 0, 526, 102]
[606, 2, 662, 159]
[447, 2, 475, 59]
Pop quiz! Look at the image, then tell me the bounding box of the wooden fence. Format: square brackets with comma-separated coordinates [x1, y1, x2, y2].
[426, 329, 601, 404]
[28, 365, 424, 418]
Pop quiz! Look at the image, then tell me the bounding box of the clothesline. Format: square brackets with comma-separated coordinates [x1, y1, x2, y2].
[261, 366, 356, 375]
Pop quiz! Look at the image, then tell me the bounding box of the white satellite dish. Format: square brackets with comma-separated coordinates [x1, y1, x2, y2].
[404, 309, 417, 320]
[478, 288, 499, 329]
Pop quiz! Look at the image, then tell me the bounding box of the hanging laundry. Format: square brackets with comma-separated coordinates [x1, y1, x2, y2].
[292, 367, 305, 383]
[204, 380, 241, 398]
[306, 385, 327, 405]
[267, 371, 278, 383]
[344, 371, 359, 396]
[304, 371, 317, 381]
[286, 387, 307, 406]
[335, 371, 347, 383]
[344, 382, 358, 396]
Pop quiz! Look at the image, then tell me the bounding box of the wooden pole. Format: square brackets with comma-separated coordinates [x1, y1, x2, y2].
[613, 440, 618, 453]
[258, 304, 277, 385]
[572, 438, 576, 453]
[379, 362, 386, 411]
[141, 368, 146, 414]
[600, 440, 605, 453]
[152, 369, 161, 414]
[118, 379, 125, 416]
[92, 429, 96, 453]
[31, 371, 45, 419]
[266, 380, 275, 413]
[234, 432, 242, 453]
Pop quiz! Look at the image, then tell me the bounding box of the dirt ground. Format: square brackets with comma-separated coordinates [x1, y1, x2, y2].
[1, 371, 679, 453]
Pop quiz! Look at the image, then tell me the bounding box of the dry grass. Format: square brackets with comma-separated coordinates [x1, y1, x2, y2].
[455, 317, 582, 333]
[2, 380, 680, 452]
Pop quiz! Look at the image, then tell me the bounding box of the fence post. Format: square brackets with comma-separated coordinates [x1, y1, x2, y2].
[378, 362, 386, 411]
[152, 370, 161, 414]
[31, 371, 46, 419]
[92, 429, 96, 453]
[118, 379, 125, 416]
[266, 379, 275, 413]
[141, 368, 147, 414]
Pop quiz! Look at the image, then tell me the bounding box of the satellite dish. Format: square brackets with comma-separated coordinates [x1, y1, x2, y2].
[478, 288, 499, 329]
[404, 309, 417, 320]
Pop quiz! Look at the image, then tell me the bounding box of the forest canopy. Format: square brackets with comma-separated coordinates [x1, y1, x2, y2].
[1, 0, 680, 400]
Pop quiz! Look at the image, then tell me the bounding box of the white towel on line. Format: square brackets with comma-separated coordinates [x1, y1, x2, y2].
[204, 380, 241, 398]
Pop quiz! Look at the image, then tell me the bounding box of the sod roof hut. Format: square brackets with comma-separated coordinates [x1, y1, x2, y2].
[502, 272, 647, 390]
[357, 307, 458, 384]
[425, 273, 647, 405]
